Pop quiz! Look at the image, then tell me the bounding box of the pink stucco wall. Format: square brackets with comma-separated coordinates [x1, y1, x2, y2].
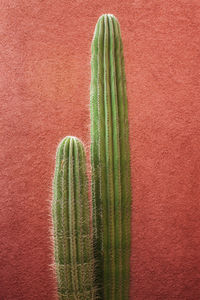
[1, 1, 200, 299]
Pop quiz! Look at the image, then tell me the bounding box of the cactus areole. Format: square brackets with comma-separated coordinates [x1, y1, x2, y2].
[52, 136, 96, 300]
[90, 14, 132, 300]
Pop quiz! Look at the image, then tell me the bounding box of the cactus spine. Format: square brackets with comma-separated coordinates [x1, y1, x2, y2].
[90, 14, 132, 300]
[52, 136, 96, 300]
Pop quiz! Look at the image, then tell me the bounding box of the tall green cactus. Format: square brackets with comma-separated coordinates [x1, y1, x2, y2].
[90, 14, 132, 300]
[52, 136, 96, 300]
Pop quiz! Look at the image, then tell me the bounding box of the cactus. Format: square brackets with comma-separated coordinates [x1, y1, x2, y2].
[52, 136, 96, 300]
[90, 14, 132, 300]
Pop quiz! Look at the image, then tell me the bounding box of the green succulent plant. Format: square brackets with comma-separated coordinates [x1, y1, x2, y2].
[52, 136, 96, 300]
[90, 14, 132, 300]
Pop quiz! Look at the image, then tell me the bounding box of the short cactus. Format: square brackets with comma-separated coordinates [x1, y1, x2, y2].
[90, 14, 132, 300]
[52, 136, 96, 300]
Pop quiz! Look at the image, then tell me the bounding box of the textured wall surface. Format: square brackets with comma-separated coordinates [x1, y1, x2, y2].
[1, 1, 200, 299]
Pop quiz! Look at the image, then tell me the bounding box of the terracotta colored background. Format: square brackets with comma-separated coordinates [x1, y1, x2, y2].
[1, 1, 200, 299]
